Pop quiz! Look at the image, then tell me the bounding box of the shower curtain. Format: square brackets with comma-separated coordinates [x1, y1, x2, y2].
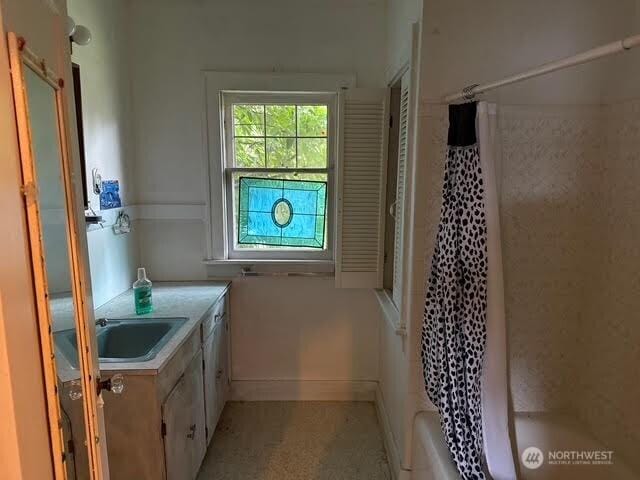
[421, 102, 516, 480]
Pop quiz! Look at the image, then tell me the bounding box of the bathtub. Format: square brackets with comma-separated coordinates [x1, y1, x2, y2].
[411, 411, 637, 480]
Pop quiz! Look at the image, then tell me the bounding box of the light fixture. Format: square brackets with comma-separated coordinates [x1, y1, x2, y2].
[71, 24, 92, 46]
[67, 15, 76, 36]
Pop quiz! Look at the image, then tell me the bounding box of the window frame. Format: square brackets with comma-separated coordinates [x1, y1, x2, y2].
[220, 91, 337, 261]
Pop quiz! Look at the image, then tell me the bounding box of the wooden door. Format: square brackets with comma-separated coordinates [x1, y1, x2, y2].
[7, 32, 108, 479]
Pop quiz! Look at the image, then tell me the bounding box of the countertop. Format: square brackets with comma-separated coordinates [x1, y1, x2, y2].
[56, 281, 230, 381]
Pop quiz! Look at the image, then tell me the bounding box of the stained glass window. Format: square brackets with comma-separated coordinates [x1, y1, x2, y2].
[238, 177, 327, 248]
[223, 94, 333, 255]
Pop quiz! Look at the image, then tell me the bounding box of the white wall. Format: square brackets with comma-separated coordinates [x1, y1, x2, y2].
[574, 8, 640, 469]
[69, 0, 139, 308]
[127, 0, 387, 389]
[385, 0, 421, 82]
[231, 277, 379, 382]
[130, 0, 386, 208]
[420, 0, 636, 104]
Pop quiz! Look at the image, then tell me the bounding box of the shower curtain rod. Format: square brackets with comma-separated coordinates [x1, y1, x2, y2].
[442, 33, 640, 103]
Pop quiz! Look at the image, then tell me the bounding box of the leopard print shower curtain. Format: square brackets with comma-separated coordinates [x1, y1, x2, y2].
[421, 101, 488, 480]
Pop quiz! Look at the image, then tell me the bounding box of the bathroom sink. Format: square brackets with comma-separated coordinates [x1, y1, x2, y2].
[54, 317, 187, 368]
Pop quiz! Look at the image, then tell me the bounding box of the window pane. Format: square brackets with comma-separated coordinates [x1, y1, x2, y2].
[237, 176, 327, 248]
[234, 104, 264, 136]
[297, 105, 327, 137]
[266, 137, 296, 168]
[266, 105, 295, 136]
[297, 138, 327, 168]
[235, 138, 265, 167]
[232, 171, 328, 250]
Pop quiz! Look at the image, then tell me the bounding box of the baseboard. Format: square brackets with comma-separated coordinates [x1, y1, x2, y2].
[231, 380, 377, 401]
[375, 385, 404, 480]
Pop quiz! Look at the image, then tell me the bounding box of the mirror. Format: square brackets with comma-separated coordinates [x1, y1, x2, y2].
[20, 61, 92, 479]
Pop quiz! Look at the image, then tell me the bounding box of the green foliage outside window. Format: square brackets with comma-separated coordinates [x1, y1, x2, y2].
[233, 104, 328, 169]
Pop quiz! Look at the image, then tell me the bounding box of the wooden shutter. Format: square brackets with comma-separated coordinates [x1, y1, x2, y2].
[392, 71, 410, 306]
[336, 88, 389, 288]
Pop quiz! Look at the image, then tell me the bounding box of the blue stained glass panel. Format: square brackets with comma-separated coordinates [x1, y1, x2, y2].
[238, 177, 327, 248]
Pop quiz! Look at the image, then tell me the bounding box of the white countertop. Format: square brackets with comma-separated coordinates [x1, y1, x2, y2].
[55, 281, 230, 381]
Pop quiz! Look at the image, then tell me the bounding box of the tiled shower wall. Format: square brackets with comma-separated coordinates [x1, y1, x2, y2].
[500, 105, 603, 413]
[417, 100, 639, 467]
[575, 99, 640, 471]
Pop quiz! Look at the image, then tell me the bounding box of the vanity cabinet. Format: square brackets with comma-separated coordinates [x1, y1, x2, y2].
[202, 294, 230, 444]
[101, 286, 231, 480]
[163, 349, 207, 480]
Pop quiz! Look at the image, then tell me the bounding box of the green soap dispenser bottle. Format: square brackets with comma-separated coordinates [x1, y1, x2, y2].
[133, 267, 153, 315]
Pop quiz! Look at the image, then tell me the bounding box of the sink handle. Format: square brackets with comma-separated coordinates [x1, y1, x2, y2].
[97, 373, 125, 395]
[68, 379, 83, 401]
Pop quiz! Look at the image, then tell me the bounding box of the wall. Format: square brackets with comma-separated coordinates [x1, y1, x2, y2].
[581, 7, 640, 463]
[127, 0, 386, 391]
[385, 0, 421, 82]
[499, 104, 602, 412]
[419, 0, 635, 104]
[409, 0, 640, 472]
[575, 96, 640, 471]
[231, 277, 379, 382]
[68, 0, 139, 308]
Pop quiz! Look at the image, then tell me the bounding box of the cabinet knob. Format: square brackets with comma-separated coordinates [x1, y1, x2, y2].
[216, 369, 223, 380]
[187, 423, 196, 439]
[97, 373, 125, 395]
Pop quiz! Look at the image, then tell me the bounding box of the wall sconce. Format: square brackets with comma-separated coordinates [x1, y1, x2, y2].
[68, 16, 92, 46]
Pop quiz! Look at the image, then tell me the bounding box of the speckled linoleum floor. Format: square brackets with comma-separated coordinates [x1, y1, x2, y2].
[196, 401, 391, 480]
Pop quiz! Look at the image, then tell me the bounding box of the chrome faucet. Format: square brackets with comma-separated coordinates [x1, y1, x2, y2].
[95, 318, 108, 327]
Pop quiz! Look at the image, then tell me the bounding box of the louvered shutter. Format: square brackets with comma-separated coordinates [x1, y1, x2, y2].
[392, 71, 410, 306]
[336, 88, 389, 289]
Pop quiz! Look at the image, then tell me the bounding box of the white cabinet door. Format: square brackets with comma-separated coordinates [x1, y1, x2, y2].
[203, 324, 221, 445]
[163, 350, 207, 480]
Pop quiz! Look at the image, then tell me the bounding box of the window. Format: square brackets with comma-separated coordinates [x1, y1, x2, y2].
[221, 92, 336, 260]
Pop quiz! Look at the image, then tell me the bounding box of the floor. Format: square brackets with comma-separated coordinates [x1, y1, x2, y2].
[196, 401, 391, 480]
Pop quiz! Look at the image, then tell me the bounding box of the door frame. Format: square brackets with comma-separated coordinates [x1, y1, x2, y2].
[7, 31, 106, 480]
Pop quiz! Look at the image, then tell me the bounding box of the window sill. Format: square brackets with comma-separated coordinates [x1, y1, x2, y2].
[203, 258, 334, 278]
[374, 289, 406, 337]
[203, 258, 333, 266]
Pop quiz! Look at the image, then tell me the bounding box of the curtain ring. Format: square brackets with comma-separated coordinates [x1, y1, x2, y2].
[462, 84, 479, 101]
